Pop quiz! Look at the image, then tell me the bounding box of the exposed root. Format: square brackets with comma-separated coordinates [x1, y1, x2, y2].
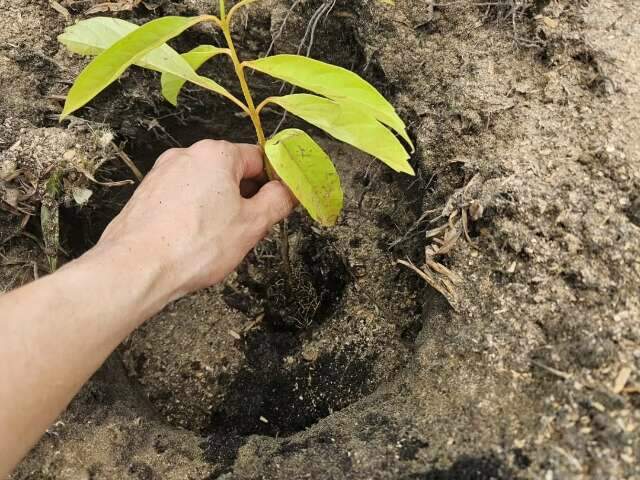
[396, 175, 486, 309]
[264, 0, 303, 59]
[398, 258, 461, 310]
[110, 141, 143, 182]
[431, 0, 545, 48]
[266, 266, 320, 329]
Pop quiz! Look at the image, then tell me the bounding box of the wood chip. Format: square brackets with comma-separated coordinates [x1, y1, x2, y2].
[86, 0, 143, 14]
[613, 366, 632, 394]
[425, 257, 463, 285]
[3, 189, 20, 208]
[531, 360, 572, 380]
[434, 226, 461, 255]
[461, 208, 473, 244]
[228, 329, 241, 340]
[469, 200, 484, 221]
[241, 313, 264, 333]
[49, 0, 70, 19]
[425, 224, 448, 239]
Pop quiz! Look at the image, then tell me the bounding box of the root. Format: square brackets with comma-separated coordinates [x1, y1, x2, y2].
[432, 0, 544, 48]
[264, 0, 303, 58]
[395, 175, 486, 310]
[279, 219, 292, 287]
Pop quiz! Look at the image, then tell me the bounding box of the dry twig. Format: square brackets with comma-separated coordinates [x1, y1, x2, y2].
[86, 0, 143, 14]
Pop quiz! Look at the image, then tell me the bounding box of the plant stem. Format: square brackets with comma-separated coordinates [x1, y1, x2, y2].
[219, 0, 226, 19]
[221, 27, 266, 147]
[221, 15, 291, 282]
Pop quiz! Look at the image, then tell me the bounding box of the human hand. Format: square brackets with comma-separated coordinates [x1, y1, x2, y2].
[97, 139, 296, 300]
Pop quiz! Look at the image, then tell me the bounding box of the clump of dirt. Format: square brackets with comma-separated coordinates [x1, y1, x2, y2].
[1, 127, 115, 214]
[4, 0, 640, 479]
[0, 126, 122, 268]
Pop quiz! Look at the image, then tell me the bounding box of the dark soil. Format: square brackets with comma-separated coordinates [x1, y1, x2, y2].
[2, 0, 639, 479]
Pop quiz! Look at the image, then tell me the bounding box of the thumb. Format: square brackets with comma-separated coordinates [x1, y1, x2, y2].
[247, 180, 297, 231]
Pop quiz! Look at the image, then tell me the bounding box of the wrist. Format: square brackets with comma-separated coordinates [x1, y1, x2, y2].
[78, 237, 178, 322]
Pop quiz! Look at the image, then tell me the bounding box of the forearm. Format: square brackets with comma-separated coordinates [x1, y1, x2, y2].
[0, 140, 295, 478]
[0, 242, 172, 476]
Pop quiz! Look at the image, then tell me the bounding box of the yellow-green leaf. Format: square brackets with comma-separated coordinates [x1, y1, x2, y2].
[161, 45, 228, 105]
[267, 94, 414, 175]
[244, 54, 413, 150]
[61, 16, 215, 119]
[265, 129, 343, 226]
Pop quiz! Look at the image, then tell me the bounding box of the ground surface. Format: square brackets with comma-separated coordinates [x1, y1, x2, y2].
[1, 0, 639, 479]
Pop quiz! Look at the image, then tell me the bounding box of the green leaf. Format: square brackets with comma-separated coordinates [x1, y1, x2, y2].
[59, 17, 182, 73]
[161, 45, 228, 105]
[265, 129, 343, 226]
[59, 17, 137, 56]
[267, 94, 414, 175]
[244, 54, 413, 150]
[61, 16, 218, 119]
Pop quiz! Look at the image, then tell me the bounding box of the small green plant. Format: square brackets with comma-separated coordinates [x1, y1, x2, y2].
[58, 0, 414, 227]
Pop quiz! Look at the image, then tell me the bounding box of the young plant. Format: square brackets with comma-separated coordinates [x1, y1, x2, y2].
[58, 0, 414, 229]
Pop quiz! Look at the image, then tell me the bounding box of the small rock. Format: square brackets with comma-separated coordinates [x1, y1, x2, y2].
[302, 345, 319, 362]
[63, 149, 76, 161]
[72, 187, 93, 206]
[469, 200, 484, 221]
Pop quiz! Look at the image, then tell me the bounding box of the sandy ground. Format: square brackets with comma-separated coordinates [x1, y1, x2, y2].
[1, 0, 638, 479]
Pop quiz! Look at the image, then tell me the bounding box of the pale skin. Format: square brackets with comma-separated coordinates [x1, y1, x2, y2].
[0, 140, 296, 478]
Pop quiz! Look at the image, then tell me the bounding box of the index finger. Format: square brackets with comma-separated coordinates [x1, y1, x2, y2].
[187, 140, 264, 183]
[233, 143, 266, 181]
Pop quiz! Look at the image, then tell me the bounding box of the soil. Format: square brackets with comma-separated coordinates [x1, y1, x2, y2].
[2, 0, 639, 479]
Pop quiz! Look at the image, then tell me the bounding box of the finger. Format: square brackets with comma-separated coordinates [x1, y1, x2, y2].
[246, 180, 297, 231]
[233, 143, 265, 181]
[187, 140, 263, 182]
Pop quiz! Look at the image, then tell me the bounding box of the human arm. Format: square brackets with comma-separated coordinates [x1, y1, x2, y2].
[0, 140, 295, 477]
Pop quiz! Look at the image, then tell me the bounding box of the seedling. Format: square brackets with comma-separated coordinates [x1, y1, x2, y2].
[59, 0, 414, 229]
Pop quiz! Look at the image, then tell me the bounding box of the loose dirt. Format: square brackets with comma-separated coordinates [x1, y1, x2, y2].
[2, 1, 638, 479]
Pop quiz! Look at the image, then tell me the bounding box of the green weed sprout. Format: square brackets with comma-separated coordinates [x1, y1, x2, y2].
[58, 0, 414, 227]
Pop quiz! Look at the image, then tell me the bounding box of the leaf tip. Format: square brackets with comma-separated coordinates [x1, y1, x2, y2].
[164, 94, 179, 107]
[59, 106, 71, 122]
[323, 215, 340, 227]
[395, 156, 416, 176]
